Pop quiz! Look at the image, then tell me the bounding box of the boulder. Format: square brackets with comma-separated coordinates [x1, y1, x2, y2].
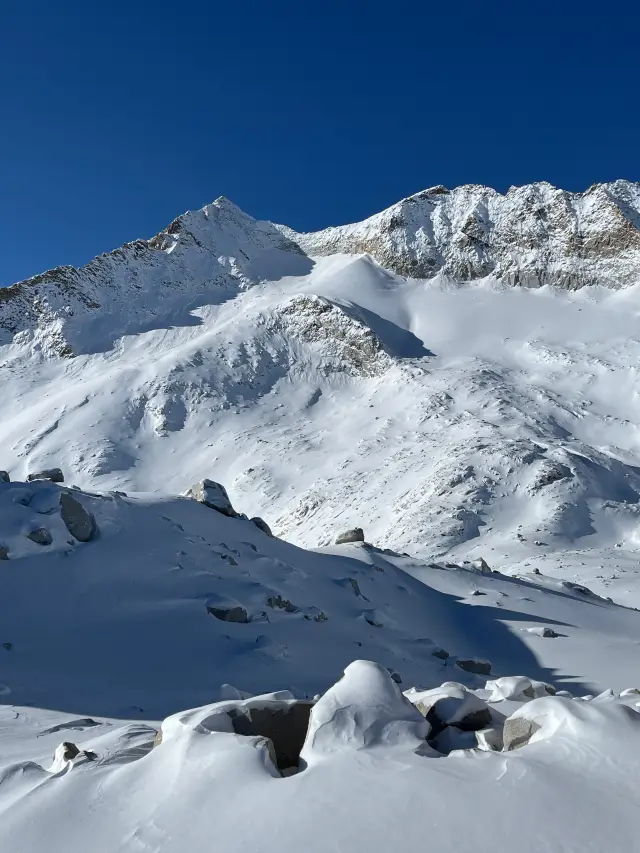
[27, 468, 64, 483]
[206, 604, 250, 623]
[251, 516, 273, 537]
[27, 527, 53, 546]
[335, 527, 365, 545]
[485, 676, 536, 702]
[503, 716, 541, 751]
[266, 595, 298, 613]
[410, 682, 492, 732]
[301, 661, 428, 762]
[431, 726, 478, 754]
[60, 492, 98, 542]
[50, 741, 96, 772]
[183, 480, 235, 516]
[0, 546, 8, 560]
[455, 658, 492, 676]
[0, 471, 9, 483]
[476, 726, 504, 751]
[470, 557, 492, 573]
[59, 741, 80, 761]
[431, 648, 450, 660]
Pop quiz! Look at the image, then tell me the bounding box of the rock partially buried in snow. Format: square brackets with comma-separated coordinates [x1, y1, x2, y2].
[60, 492, 98, 542]
[526, 626, 561, 638]
[206, 604, 250, 623]
[486, 676, 536, 702]
[0, 545, 8, 560]
[59, 741, 80, 761]
[0, 471, 9, 483]
[408, 682, 492, 732]
[301, 661, 428, 761]
[476, 726, 504, 751]
[183, 479, 235, 516]
[27, 468, 64, 483]
[50, 741, 97, 772]
[503, 716, 542, 751]
[470, 557, 492, 573]
[250, 516, 273, 537]
[335, 528, 365, 545]
[456, 658, 492, 676]
[27, 527, 53, 546]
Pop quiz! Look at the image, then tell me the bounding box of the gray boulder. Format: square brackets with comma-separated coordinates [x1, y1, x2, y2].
[335, 527, 365, 545]
[27, 527, 53, 546]
[183, 480, 235, 516]
[503, 716, 541, 751]
[60, 492, 98, 542]
[410, 683, 492, 734]
[206, 604, 250, 623]
[455, 658, 492, 676]
[0, 471, 9, 483]
[251, 516, 273, 537]
[27, 468, 64, 483]
[60, 741, 80, 760]
[476, 726, 504, 752]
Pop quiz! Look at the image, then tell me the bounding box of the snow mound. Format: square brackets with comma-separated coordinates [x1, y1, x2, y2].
[301, 660, 427, 759]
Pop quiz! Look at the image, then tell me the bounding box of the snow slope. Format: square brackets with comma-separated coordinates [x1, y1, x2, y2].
[3, 248, 640, 606]
[2, 479, 640, 851]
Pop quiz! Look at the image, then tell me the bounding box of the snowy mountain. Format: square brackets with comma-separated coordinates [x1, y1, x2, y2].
[2, 186, 640, 589]
[282, 180, 640, 288]
[3, 183, 640, 851]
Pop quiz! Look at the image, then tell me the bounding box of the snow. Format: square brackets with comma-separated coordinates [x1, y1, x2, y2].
[2, 183, 640, 849]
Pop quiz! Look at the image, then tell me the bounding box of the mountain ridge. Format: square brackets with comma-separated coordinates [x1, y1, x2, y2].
[3, 180, 640, 355]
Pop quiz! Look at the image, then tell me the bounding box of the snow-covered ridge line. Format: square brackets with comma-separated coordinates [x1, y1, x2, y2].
[0, 196, 307, 355]
[280, 179, 640, 287]
[3, 180, 640, 356]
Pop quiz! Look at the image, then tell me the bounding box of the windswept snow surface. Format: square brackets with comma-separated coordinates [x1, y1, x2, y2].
[1, 481, 640, 851]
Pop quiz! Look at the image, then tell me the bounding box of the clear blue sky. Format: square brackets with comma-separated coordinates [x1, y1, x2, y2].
[2, 0, 639, 285]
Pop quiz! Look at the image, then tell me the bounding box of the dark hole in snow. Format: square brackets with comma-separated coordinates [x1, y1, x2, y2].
[228, 702, 314, 774]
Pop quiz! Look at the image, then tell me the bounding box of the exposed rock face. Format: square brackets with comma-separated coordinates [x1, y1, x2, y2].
[206, 604, 250, 623]
[455, 658, 492, 676]
[283, 181, 640, 289]
[470, 557, 492, 573]
[27, 468, 64, 483]
[250, 516, 273, 537]
[59, 741, 80, 761]
[228, 702, 314, 773]
[0, 545, 8, 560]
[183, 480, 235, 516]
[0, 196, 306, 354]
[60, 492, 98, 542]
[6, 181, 637, 357]
[27, 527, 53, 546]
[335, 528, 365, 545]
[476, 727, 504, 751]
[0, 472, 9, 483]
[503, 716, 542, 751]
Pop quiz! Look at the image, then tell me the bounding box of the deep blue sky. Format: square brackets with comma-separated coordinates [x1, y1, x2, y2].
[2, 0, 639, 286]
